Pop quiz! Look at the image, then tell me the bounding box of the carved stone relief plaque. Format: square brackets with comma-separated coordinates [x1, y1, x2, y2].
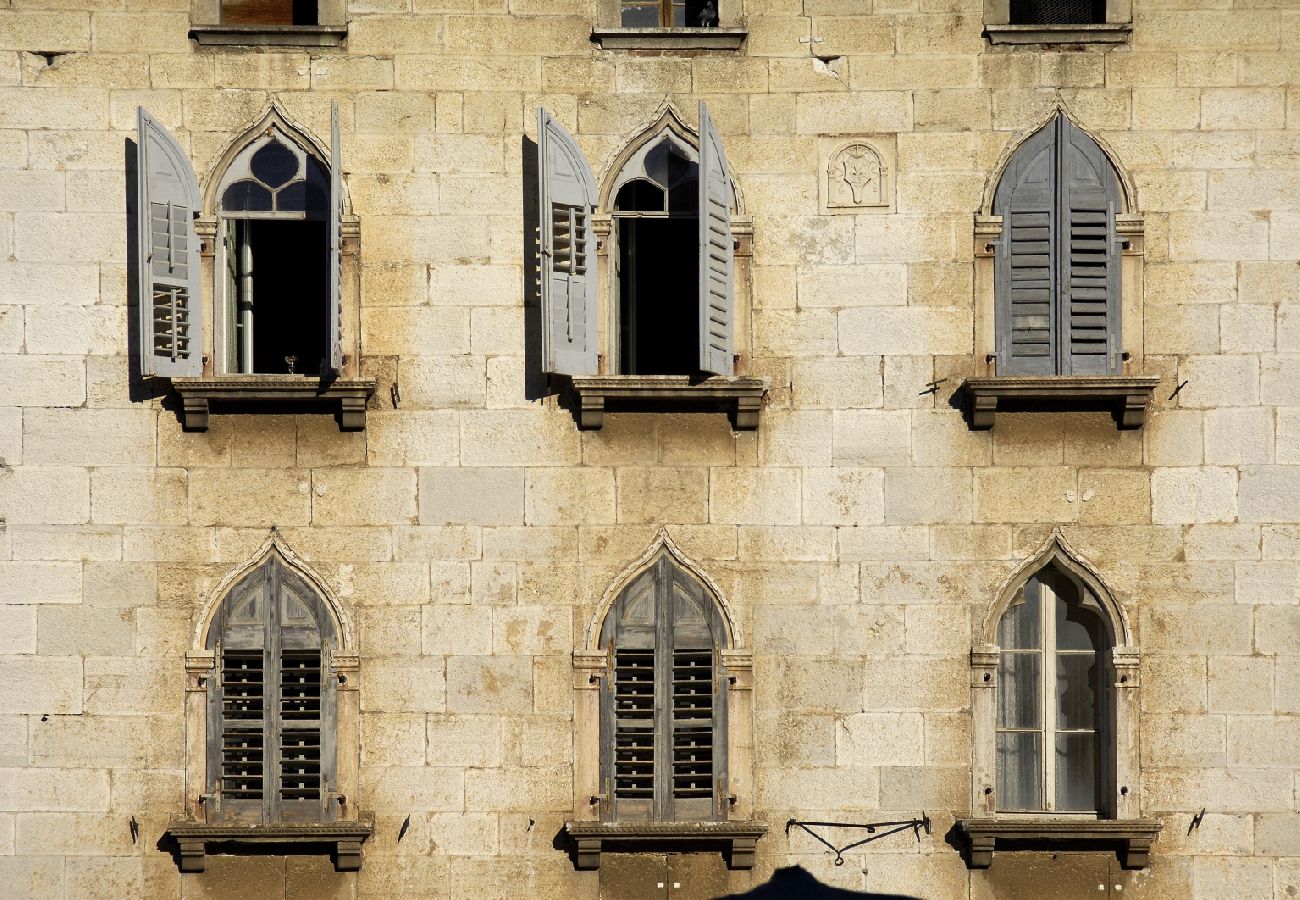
[819, 136, 896, 215]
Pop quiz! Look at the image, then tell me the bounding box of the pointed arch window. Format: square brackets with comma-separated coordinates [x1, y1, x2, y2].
[600, 555, 729, 823]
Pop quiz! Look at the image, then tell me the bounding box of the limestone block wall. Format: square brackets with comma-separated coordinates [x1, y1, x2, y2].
[0, 0, 1297, 898]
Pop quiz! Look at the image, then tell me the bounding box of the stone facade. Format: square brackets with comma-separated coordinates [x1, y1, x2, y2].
[0, 1, 1298, 898]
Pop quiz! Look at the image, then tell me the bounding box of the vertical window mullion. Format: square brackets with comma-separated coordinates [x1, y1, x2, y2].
[1041, 579, 1057, 812]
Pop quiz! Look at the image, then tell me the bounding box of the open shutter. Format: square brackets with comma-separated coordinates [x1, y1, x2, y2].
[137, 108, 203, 378]
[1059, 118, 1122, 376]
[537, 108, 598, 376]
[326, 101, 343, 374]
[994, 121, 1057, 377]
[697, 102, 734, 376]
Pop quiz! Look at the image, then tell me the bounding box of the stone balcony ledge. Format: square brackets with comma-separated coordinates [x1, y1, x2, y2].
[569, 374, 768, 431]
[170, 375, 377, 432]
[164, 819, 375, 873]
[563, 820, 769, 870]
[956, 817, 1161, 870]
[960, 375, 1160, 430]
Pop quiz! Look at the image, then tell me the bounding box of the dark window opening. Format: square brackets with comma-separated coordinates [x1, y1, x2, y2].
[221, 0, 318, 26]
[617, 219, 698, 376]
[621, 0, 718, 28]
[226, 220, 327, 375]
[1010, 0, 1104, 25]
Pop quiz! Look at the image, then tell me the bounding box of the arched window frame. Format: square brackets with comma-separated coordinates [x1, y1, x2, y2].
[535, 103, 767, 431]
[138, 101, 374, 431]
[167, 533, 370, 873]
[565, 530, 765, 870]
[966, 108, 1156, 430]
[962, 531, 1160, 869]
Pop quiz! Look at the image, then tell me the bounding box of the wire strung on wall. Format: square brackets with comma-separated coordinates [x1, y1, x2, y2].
[786, 814, 931, 866]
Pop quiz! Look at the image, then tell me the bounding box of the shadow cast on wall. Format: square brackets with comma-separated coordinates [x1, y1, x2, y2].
[718, 865, 924, 900]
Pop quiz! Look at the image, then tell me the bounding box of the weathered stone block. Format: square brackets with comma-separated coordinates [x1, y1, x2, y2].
[446, 656, 532, 714]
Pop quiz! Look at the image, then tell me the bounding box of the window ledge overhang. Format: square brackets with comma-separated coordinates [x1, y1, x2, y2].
[956, 818, 1161, 870]
[170, 375, 377, 432]
[164, 819, 375, 873]
[564, 820, 769, 870]
[984, 23, 1131, 45]
[568, 374, 768, 431]
[190, 25, 348, 47]
[960, 375, 1160, 430]
[591, 27, 748, 51]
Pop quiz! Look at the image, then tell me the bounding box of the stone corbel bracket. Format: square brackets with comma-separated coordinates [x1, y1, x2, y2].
[164, 820, 375, 873]
[961, 376, 1160, 430]
[563, 820, 769, 872]
[956, 818, 1162, 870]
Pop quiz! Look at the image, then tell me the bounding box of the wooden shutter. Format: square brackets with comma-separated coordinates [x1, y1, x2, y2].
[1059, 118, 1122, 376]
[326, 101, 343, 374]
[697, 102, 734, 376]
[994, 120, 1057, 377]
[537, 108, 598, 376]
[601, 556, 728, 823]
[137, 107, 203, 378]
[206, 558, 337, 825]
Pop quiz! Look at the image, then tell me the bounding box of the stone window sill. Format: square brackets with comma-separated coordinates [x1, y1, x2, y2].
[985, 23, 1131, 45]
[960, 375, 1160, 430]
[564, 820, 768, 870]
[190, 25, 348, 47]
[956, 818, 1161, 870]
[165, 820, 375, 873]
[591, 27, 748, 50]
[568, 374, 768, 430]
[170, 375, 377, 432]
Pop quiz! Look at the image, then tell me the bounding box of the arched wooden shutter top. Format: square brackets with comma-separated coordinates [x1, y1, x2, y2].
[600, 556, 728, 823]
[994, 116, 1122, 377]
[205, 557, 337, 825]
[537, 108, 598, 377]
[137, 108, 203, 378]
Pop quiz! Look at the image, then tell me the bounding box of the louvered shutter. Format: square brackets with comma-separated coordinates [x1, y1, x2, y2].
[1059, 117, 1122, 375]
[137, 108, 203, 378]
[537, 108, 598, 376]
[206, 558, 337, 825]
[994, 121, 1057, 377]
[326, 100, 343, 374]
[697, 102, 734, 376]
[601, 557, 728, 823]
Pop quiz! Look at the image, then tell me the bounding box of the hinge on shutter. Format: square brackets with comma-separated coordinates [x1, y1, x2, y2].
[198, 779, 222, 817]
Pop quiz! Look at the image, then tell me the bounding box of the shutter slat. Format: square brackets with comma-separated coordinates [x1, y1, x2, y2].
[671, 648, 713, 799]
[221, 649, 265, 799]
[279, 651, 322, 804]
[614, 648, 656, 800]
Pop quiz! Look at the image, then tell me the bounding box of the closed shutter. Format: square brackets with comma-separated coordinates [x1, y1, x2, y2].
[697, 102, 734, 376]
[602, 557, 728, 823]
[994, 121, 1057, 377]
[137, 108, 203, 378]
[1059, 117, 1122, 376]
[537, 108, 598, 376]
[326, 100, 343, 374]
[206, 558, 337, 825]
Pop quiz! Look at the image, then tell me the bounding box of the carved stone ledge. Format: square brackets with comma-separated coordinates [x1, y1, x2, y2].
[164, 820, 375, 873]
[591, 27, 748, 50]
[960, 376, 1160, 430]
[170, 376, 377, 432]
[985, 23, 1131, 45]
[956, 818, 1161, 870]
[190, 25, 347, 47]
[564, 820, 768, 871]
[568, 375, 768, 431]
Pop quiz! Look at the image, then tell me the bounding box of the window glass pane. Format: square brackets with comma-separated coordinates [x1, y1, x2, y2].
[250, 140, 300, 189]
[1010, 0, 1104, 26]
[222, 180, 274, 212]
[997, 583, 1040, 649]
[621, 3, 661, 26]
[996, 731, 1041, 811]
[1056, 653, 1098, 731]
[997, 651, 1040, 729]
[277, 180, 329, 217]
[668, 178, 698, 214]
[686, 0, 718, 26]
[615, 179, 666, 212]
[1056, 589, 1105, 651]
[1055, 732, 1098, 811]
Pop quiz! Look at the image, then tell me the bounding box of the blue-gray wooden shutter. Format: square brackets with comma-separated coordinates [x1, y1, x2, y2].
[327, 101, 343, 374]
[206, 558, 337, 825]
[1058, 117, 1123, 375]
[537, 108, 598, 376]
[993, 120, 1057, 377]
[137, 107, 203, 378]
[697, 102, 734, 376]
[600, 556, 728, 823]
